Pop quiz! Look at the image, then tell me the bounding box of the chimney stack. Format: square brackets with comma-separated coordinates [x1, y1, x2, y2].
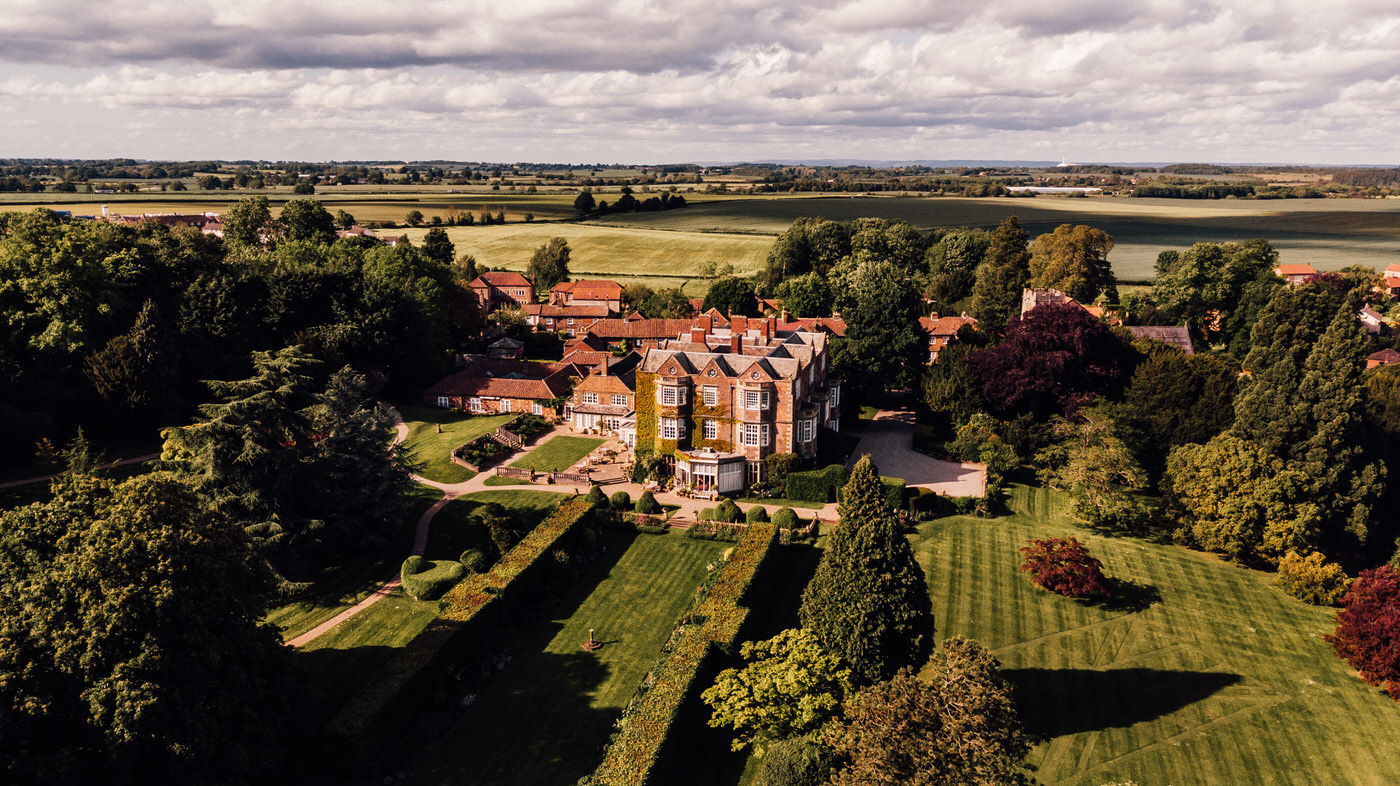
[767, 315, 777, 336]
[690, 327, 706, 344]
[730, 334, 742, 354]
[732, 315, 748, 335]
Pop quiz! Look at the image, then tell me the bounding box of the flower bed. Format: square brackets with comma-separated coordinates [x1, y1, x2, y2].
[452, 434, 514, 471]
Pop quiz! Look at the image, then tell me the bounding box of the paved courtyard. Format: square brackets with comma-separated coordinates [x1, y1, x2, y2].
[850, 410, 986, 497]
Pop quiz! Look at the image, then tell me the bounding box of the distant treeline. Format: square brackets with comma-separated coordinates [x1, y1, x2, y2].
[1332, 168, 1400, 187]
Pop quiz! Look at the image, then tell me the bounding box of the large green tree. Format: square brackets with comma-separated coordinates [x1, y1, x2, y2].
[825, 637, 1030, 786]
[421, 226, 455, 268]
[799, 456, 934, 684]
[831, 258, 925, 393]
[0, 472, 293, 784]
[925, 228, 990, 307]
[774, 272, 833, 318]
[1027, 223, 1116, 304]
[970, 216, 1031, 335]
[221, 195, 272, 246]
[704, 275, 759, 317]
[702, 628, 853, 755]
[279, 199, 337, 245]
[1122, 345, 1239, 474]
[526, 237, 571, 291]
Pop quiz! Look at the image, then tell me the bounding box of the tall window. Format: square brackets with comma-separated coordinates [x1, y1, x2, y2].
[660, 386, 686, 406]
[532, 402, 544, 415]
[582, 392, 599, 405]
[703, 419, 719, 439]
[469, 397, 482, 412]
[436, 395, 450, 408]
[742, 423, 768, 446]
[703, 386, 718, 406]
[744, 390, 769, 410]
[500, 399, 512, 412]
[661, 417, 685, 440]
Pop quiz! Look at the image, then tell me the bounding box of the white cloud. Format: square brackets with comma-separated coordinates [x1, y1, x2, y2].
[0, 1, 1397, 162]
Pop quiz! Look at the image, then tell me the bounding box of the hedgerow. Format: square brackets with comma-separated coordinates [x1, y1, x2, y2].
[593, 522, 778, 785]
[786, 464, 846, 502]
[324, 496, 594, 770]
[400, 558, 467, 601]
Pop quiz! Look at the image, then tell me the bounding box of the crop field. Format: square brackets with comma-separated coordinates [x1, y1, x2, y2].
[396, 221, 772, 293]
[912, 484, 1400, 786]
[409, 531, 730, 786]
[601, 195, 1400, 280]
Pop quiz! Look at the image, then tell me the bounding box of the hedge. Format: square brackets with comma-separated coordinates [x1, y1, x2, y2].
[635, 491, 660, 514]
[400, 558, 468, 601]
[771, 506, 799, 530]
[745, 505, 769, 524]
[324, 496, 594, 771]
[593, 522, 778, 785]
[714, 498, 744, 523]
[881, 477, 906, 511]
[785, 464, 846, 503]
[610, 490, 632, 510]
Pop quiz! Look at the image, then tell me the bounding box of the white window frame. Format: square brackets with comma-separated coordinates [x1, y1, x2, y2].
[582, 392, 599, 405]
[532, 401, 544, 415]
[659, 385, 686, 406]
[469, 397, 482, 412]
[742, 422, 761, 446]
[500, 399, 512, 412]
[800, 419, 815, 443]
[762, 423, 770, 447]
[436, 395, 450, 408]
[744, 390, 761, 410]
[703, 419, 718, 439]
[661, 417, 685, 440]
[611, 394, 627, 407]
[703, 385, 718, 406]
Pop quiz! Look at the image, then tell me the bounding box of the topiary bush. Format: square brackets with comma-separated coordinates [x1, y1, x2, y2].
[715, 498, 744, 523]
[459, 548, 489, 574]
[401, 558, 468, 600]
[610, 490, 632, 510]
[585, 484, 608, 508]
[771, 507, 799, 530]
[1276, 550, 1351, 606]
[745, 505, 770, 524]
[757, 733, 832, 786]
[635, 490, 660, 514]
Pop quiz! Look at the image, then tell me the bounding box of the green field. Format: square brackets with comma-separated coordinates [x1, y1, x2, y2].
[912, 484, 1400, 786]
[396, 221, 772, 294]
[601, 195, 1400, 280]
[409, 531, 731, 785]
[397, 405, 516, 483]
[509, 435, 605, 473]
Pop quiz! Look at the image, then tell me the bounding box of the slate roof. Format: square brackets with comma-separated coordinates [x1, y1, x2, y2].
[1126, 325, 1195, 354]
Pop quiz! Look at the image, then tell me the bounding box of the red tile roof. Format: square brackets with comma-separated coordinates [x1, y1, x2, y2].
[471, 271, 533, 288]
[918, 314, 978, 337]
[1275, 264, 1317, 276]
[550, 279, 624, 300]
[424, 371, 569, 400]
[582, 318, 704, 339]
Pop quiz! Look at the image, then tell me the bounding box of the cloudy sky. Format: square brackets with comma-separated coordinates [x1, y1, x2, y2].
[1, 0, 1397, 164]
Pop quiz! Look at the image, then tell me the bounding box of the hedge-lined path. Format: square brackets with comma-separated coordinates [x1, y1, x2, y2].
[286, 407, 843, 647]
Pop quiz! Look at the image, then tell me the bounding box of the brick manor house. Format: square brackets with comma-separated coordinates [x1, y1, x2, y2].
[568, 315, 841, 493]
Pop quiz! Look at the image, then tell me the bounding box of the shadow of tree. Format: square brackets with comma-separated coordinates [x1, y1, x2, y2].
[1001, 668, 1242, 739]
[1085, 577, 1163, 613]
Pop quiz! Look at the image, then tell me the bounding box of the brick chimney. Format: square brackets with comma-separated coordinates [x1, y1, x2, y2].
[690, 327, 706, 343]
[600, 358, 608, 376]
[732, 315, 747, 335]
[758, 319, 769, 340]
[730, 333, 742, 354]
[767, 315, 776, 335]
[700, 314, 713, 333]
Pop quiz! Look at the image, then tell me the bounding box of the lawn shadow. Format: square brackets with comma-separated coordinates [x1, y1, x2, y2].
[1084, 577, 1163, 613]
[1001, 667, 1242, 739]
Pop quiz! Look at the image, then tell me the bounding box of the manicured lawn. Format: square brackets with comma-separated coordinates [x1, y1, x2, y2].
[408, 531, 731, 786]
[293, 587, 443, 725]
[397, 405, 515, 483]
[908, 483, 1400, 786]
[483, 474, 534, 486]
[510, 435, 605, 473]
[265, 484, 440, 640]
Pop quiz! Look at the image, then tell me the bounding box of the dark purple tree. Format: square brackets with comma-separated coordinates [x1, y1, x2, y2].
[1019, 536, 1112, 598]
[964, 302, 1136, 419]
[1326, 565, 1400, 699]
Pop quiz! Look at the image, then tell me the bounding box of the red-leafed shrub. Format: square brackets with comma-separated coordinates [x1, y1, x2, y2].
[1326, 565, 1400, 699]
[1019, 536, 1112, 598]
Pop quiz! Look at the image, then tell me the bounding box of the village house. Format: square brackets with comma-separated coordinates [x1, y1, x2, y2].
[1126, 325, 1195, 354]
[522, 303, 612, 334]
[1021, 288, 1105, 319]
[1275, 263, 1317, 287]
[423, 358, 578, 418]
[548, 279, 625, 312]
[1360, 306, 1390, 337]
[1368, 349, 1400, 369]
[568, 355, 642, 448]
[918, 313, 978, 362]
[470, 271, 537, 314]
[1379, 264, 1400, 298]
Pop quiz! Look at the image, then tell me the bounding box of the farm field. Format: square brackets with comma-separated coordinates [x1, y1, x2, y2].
[408, 531, 731, 786]
[601, 195, 1400, 280]
[912, 484, 1400, 786]
[395, 221, 773, 293]
[397, 406, 516, 484]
